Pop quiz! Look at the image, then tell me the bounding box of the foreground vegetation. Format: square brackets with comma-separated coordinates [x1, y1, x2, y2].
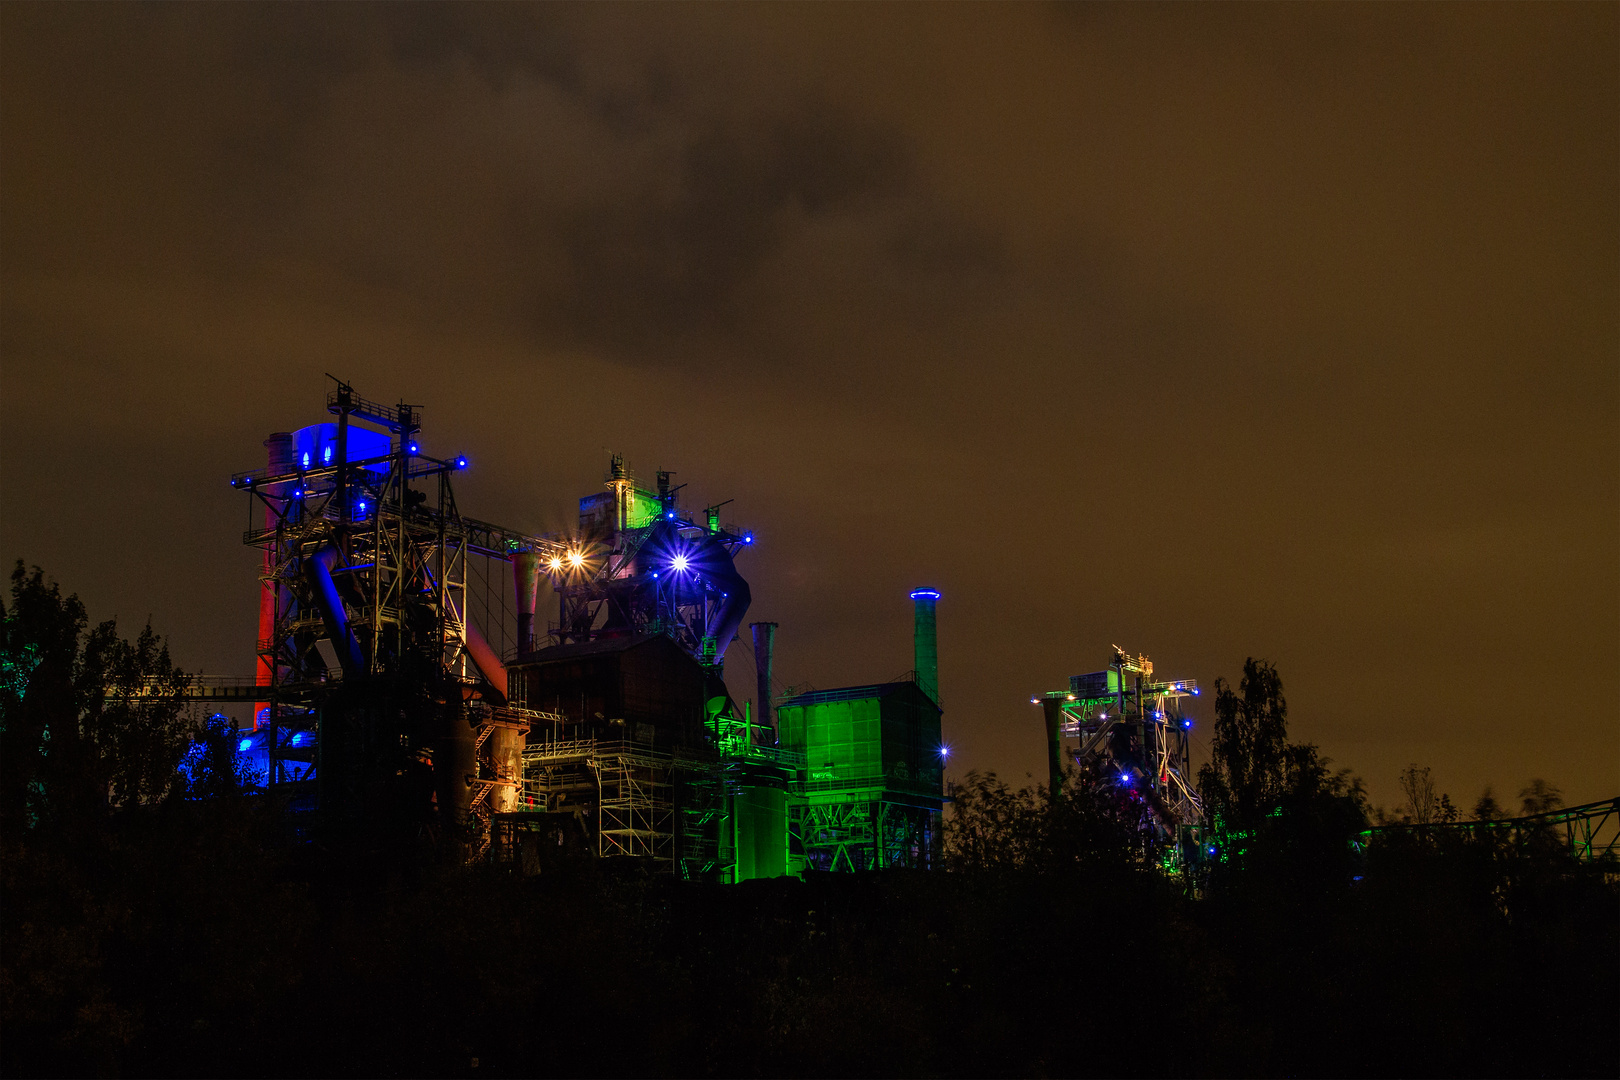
[4, 564, 1616, 1078]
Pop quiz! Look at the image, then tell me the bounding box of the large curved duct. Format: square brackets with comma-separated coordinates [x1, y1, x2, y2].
[691, 533, 752, 659]
[464, 620, 508, 702]
[304, 544, 365, 676]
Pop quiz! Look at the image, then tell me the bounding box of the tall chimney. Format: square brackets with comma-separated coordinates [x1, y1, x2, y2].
[512, 551, 542, 654]
[1041, 697, 1066, 800]
[254, 432, 294, 729]
[751, 622, 777, 738]
[910, 588, 940, 706]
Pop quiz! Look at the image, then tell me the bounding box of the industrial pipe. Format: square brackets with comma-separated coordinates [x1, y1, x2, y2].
[1041, 697, 1067, 801]
[464, 620, 508, 702]
[304, 544, 365, 677]
[692, 533, 752, 662]
[512, 551, 543, 654]
[751, 622, 777, 738]
[910, 588, 941, 706]
[487, 725, 524, 813]
[254, 432, 293, 727]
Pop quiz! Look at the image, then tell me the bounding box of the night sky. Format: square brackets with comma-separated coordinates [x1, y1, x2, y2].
[2, 4, 1615, 813]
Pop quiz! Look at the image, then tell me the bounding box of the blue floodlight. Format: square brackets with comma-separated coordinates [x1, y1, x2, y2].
[671, 554, 689, 572]
[455, 456, 468, 469]
[1181, 718, 1193, 729]
[666, 510, 677, 520]
[1207, 845, 1217, 857]
[407, 442, 419, 455]
[357, 500, 367, 513]
[939, 744, 952, 761]
[323, 445, 333, 464]
[290, 732, 305, 747]
[1119, 771, 1131, 785]
[300, 452, 311, 469]
[743, 533, 754, 544]
[238, 738, 253, 753]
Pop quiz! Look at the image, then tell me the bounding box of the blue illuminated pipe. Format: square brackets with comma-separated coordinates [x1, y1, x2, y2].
[692, 533, 752, 662]
[304, 544, 365, 676]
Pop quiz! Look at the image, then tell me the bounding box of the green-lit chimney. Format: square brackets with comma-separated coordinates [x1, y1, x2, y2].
[910, 587, 941, 706]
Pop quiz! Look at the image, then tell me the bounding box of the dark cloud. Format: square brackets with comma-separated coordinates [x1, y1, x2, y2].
[1, 3, 1614, 809]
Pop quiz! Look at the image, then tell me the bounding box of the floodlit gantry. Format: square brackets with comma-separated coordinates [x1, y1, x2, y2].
[1034, 647, 1204, 864]
[227, 380, 562, 859]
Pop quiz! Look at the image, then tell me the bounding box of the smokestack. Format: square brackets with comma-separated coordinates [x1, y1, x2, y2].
[512, 551, 542, 654]
[254, 432, 293, 729]
[910, 588, 940, 706]
[1041, 697, 1066, 801]
[751, 622, 777, 737]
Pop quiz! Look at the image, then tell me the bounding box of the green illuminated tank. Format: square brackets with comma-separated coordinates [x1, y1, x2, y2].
[777, 681, 944, 872]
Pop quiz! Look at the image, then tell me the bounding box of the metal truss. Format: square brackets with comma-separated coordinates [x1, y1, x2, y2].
[795, 797, 938, 872]
[1036, 648, 1204, 865]
[220, 382, 565, 858]
[1364, 797, 1620, 864]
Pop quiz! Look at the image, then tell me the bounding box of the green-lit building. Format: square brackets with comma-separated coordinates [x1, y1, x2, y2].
[777, 680, 944, 872]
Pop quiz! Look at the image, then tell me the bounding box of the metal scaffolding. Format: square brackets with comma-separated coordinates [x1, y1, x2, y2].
[223, 381, 564, 857]
[1035, 647, 1205, 866]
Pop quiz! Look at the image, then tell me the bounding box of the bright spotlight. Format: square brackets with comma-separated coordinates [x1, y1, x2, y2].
[671, 554, 689, 572]
[407, 442, 419, 455]
[547, 556, 563, 572]
[743, 533, 754, 544]
[567, 551, 584, 569]
[455, 456, 468, 469]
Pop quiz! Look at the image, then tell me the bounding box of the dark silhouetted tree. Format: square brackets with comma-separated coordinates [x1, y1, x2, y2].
[1471, 785, 1504, 820]
[179, 712, 262, 799]
[1197, 658, 1368, 884]
[0, 561, 192, 835]
[944, 768, 1136, 873]
[1518, 778, 1563, 816]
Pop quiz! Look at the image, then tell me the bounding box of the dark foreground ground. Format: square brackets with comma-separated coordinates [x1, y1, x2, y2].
[3, 805, 1616, 1079]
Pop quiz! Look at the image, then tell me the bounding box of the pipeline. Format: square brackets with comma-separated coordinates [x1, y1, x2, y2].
[1041, 698, 1067, 799]
[751, 622, 777, 737]
[304, 544, 365, 676]
[511, 551, 543, 654]
[693, 532, 752, 662]
[464, 619, 508, 702]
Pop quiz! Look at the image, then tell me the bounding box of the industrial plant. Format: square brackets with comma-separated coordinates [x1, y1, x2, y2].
[1034, 651, 1207, 868]
[181, 382, 946, 879]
